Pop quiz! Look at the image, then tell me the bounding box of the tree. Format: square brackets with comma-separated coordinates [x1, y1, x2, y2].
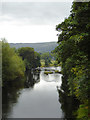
[34, 52, 41, 68]
[55, 1, 90, 119]
[2, 39, 25, 85]
[18, 47, 41, 70]
[41, 52, 51, 66]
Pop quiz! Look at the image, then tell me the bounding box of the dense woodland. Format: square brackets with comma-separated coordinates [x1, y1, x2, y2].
[55, 2, 90, 119]
[1, 1, 90, 119]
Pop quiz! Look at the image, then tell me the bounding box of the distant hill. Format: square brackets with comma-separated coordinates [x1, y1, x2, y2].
[10, 42, 58, 53]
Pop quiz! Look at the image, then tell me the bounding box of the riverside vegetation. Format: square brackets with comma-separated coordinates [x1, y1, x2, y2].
[1, 1, 90, 119]
[54, 1, 90, 119]
[2, 39, 41, 87]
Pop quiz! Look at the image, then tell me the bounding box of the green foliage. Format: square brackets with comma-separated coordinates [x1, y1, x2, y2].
[77, 103, 88, 119]
[2, 40, 25, 85]
[40, 59, 45, 67]
[55, 70, 61, 74]
[34, 52, 41, 68]
[44, 71, 53, 75]
[55, 1, 90, 119]
[50, 60, 58, 67]
[41, 52, 53, 67]
[18, 47, 41, 70]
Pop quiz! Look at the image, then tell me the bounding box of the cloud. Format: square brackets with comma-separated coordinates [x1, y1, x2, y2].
[2, 0, 74, 2]
[0, 2, 72, 43]
[1, 2, 72, 25]
[0, 22, 58, 43]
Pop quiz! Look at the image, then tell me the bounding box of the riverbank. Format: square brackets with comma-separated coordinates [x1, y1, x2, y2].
[2, 67, 64, 118]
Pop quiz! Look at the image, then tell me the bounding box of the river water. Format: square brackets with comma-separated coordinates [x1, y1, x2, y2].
[2, 67, 65, 118]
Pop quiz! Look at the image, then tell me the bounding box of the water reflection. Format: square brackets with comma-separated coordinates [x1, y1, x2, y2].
[57, 76, 80, 119]
[2, 79, 25, 118]
[2, 67, 64, 118]
[24, 70, 40, 88]
[2, 70, 40, 118]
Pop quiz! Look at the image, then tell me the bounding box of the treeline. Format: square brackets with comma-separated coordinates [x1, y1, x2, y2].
[40, 52, 58, 67]
[2, 39, 41, 86]
[10, 42, 57, 53]
[55, 2, 90, 119]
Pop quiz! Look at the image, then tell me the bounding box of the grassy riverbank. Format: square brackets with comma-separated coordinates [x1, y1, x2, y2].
[41, 59, 59, 67]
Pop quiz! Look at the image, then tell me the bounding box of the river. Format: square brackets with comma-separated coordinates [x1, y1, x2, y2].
[2, 67, 65, 118]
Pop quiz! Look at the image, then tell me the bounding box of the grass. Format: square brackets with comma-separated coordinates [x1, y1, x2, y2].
[55, 70, 61, 74]
[44, 71, 53, 75]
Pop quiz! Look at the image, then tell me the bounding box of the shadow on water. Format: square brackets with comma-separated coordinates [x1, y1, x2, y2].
[24, 69, 40, 88]
[57, 75, 80, 119]
[2, 69, 40, 118]
[2, 79, 25, 118]
[3, 67, 78, 119]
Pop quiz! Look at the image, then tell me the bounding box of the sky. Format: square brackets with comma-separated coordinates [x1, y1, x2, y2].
[0, 1, 73, 43]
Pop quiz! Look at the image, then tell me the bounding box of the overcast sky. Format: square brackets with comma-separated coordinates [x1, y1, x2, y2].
[0, 1, 73, 43]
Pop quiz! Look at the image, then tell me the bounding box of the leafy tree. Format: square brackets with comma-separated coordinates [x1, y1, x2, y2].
[41, 52, 51, 66]
[34, 52, 41, 68]
[18, 47, 41, 70]
[55, 1, 90, 119]
[2, 39, 25, 86]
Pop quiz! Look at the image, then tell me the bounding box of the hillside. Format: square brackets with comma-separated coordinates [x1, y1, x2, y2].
[10, 42, 57, 53]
